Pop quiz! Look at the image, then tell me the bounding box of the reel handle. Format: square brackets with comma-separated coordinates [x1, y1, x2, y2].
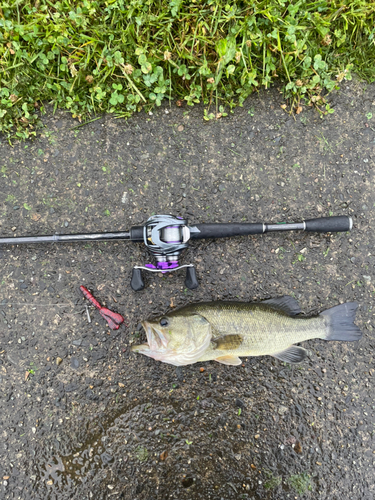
[185, 266, 198, 289]
[131, 268, 145, 291]
[130, 265, 199, 291]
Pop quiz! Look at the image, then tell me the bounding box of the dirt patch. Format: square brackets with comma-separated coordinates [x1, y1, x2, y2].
[0, 80, 375, 499]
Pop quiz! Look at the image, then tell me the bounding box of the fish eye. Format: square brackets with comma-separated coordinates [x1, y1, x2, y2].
[160, 317, 169, 327]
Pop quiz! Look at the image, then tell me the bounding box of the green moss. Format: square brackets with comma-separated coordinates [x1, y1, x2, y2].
[135, 446, 148, 462]
[263, 470, 282, 490]
[288, 472, 312, 495]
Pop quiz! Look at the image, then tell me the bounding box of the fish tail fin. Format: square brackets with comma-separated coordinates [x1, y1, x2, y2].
[320, 302, 362, 342]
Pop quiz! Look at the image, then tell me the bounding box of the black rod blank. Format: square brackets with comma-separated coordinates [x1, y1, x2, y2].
[0, 231, 130, 245]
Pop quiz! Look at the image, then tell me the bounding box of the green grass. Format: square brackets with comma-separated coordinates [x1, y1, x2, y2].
[135, 445, 149, 462]
[287, 472, 312, 495]
[1, 0, 375, 141]
[263, 470, 282, 490]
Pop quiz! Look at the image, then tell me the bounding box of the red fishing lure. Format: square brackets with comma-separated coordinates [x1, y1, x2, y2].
[80, 286, 124, 330]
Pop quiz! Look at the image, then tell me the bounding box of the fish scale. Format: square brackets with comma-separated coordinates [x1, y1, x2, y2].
[193, 303, 326, 360]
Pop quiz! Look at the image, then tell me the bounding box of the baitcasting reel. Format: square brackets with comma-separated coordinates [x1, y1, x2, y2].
[130, 215, 200, 291]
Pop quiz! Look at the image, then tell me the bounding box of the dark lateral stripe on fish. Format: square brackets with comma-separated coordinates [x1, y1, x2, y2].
[212, 334, 243, 350]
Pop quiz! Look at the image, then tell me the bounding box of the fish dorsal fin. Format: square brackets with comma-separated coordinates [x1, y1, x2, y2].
[272, 345, 308, 364]
[214, 355, 242, 366]
[212, 334, 243, 350]
[262, 296, 301, 316]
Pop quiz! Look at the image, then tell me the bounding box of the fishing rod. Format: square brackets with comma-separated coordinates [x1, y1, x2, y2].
[0, 214, 352, 291]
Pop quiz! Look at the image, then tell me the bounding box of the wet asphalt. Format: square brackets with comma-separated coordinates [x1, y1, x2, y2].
[0, 80, 375, 499]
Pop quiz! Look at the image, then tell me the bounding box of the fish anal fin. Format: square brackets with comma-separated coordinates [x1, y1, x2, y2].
[213, 334, 243, 350]
[263, 296, 301, 316]
[215, 355, 242, 366]
[272, 345, 307, 364]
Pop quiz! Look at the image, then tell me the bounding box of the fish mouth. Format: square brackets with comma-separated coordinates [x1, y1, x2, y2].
[143, 321, 155, 344]
[143, 321, 169, 349]
[130, 321, 152, 353]
[130, 321, 167, 353]
[130, 343, 150, 353]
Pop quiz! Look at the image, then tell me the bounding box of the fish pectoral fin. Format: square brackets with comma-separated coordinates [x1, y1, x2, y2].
[212, 334, 243, 350]
[214, 355, 242, 366]
[263, 296, 301, 316]
[272, 345, 308, 364]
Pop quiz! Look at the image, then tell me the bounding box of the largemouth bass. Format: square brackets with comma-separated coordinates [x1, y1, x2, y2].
[131, 296, 362, 366]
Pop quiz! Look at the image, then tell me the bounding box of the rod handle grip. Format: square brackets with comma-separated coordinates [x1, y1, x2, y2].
[304, 216, 352, 233]
[191, 223, 264, 239]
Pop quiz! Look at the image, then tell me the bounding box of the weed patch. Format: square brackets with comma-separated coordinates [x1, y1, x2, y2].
[263, 470, 282, 490]
[135, 446, 148, 462]
[288, 472, 312, 495]
[1, 0, 375, 140]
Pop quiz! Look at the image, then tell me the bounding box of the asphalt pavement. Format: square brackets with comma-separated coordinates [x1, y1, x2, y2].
[0, 80, 374, 500]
